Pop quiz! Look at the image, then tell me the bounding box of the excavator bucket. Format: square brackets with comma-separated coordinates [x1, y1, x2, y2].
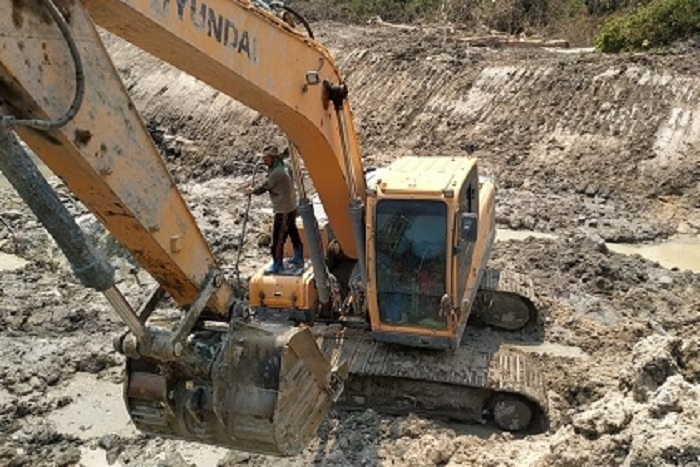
[123, 323, 345, 456]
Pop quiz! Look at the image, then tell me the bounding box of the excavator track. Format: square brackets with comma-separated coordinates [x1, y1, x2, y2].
[309, 268, 546, 431]
[312, 328, 547, 431]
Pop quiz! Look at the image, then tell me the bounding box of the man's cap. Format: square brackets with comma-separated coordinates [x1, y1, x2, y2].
[261, 145, 281, 158]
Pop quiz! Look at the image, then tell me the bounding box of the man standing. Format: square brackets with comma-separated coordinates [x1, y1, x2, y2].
[245, 145, 303, 273]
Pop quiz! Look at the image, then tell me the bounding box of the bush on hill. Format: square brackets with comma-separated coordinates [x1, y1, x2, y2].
[594, 0, 700, 52]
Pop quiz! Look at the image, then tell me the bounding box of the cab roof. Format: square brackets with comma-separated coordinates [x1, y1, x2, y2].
[374, 156, 476, 196]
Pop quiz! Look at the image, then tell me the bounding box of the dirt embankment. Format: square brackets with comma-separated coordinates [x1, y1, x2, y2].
[1, 23, 699, 467]
[110, 23, 700, 240]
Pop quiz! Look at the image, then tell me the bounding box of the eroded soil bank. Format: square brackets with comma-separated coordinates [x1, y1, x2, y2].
[1, 23, 699, 467]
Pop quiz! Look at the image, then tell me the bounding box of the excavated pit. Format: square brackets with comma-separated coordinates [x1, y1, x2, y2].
[1, 22, 699, 466]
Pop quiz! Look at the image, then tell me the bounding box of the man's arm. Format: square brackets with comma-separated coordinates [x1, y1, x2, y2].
[251, 169, 283, 195]
[251, 179, 270, 195]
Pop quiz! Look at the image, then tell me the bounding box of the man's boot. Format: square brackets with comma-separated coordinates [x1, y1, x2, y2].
[266, 260, 283, 274]
[291, 245, 304, 266]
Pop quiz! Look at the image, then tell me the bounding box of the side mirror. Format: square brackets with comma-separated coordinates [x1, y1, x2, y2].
[459, 213, 478, 242]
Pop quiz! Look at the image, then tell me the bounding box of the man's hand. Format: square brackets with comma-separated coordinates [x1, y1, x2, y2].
[242, 186, 254, 196]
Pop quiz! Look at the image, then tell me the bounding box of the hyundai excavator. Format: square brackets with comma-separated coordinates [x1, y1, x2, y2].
[0, 0, 547, 457]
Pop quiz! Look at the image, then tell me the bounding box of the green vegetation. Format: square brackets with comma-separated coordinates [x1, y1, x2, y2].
[295, 0, 699, 49]
[594, 0, 700, 52]
[341, 0, 640, 43]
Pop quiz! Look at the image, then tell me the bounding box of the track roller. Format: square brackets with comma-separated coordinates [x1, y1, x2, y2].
[489, 393, 534, 431]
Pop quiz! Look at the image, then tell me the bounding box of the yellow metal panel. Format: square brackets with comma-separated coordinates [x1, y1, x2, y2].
[377, 156, 475, 196]
[454, 180, 496, 323]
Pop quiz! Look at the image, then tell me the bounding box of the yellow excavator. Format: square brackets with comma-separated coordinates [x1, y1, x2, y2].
[0, 0, 547, 457]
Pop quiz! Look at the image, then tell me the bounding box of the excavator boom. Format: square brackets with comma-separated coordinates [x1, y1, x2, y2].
[85, 0, 367, 259]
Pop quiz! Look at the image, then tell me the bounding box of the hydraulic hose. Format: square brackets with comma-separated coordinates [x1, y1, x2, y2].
[298, 198, 331, 305]
[4, 0, 84, 131]
[269, 1, 314, 38]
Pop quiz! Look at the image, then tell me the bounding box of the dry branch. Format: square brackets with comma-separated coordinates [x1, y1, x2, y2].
[368, 16, 418, 32]
[459, 35, 570, 48]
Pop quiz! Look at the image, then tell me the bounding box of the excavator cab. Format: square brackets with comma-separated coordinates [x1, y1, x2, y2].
[366, 156, 494, 350]
[373, 200, 449, 329]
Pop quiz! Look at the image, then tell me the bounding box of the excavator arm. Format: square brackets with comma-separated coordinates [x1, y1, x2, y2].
[0, 0, 359, 455]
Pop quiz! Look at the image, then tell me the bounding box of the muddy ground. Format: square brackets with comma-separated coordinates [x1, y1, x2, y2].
[1, 22, 700, 467]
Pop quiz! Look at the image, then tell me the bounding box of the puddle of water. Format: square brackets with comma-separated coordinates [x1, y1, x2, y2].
[508, 342, 589, 359]
[53, 373, 228, 466]
[498, 228, 700, 273]
[47, 373, 137, 440]
[496, 228, 556, 242]
[608, 237, 700, 273]
[0, 251, 29, 272]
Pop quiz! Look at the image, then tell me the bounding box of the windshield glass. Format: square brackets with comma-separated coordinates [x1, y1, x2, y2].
[374, 200, 448, 329]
